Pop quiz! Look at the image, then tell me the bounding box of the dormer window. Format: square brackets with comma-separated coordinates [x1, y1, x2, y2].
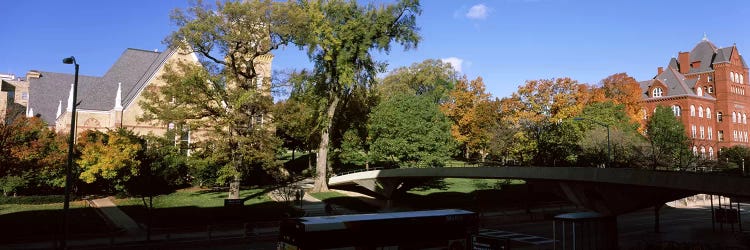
[708, 75, 713, 82]
[707, 86, 714, 93]
[696, 87, 703, 96]
[652, 87, 663, 97]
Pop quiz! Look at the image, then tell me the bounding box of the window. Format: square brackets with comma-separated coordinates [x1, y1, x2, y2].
[746, 131, 749, 142]
[691, 125, 696, 138]
[698, 106, 704, 118]
[672, 105, 681, 116]
[718, 112, 723, 122]
[700, 126, 705, 139]
[708, 86, 714, 93]
[700, 147, 706, 158]
[708, 127, 713, 140]
[690, 105, 695, 116]
[741, 74, 745, 84]
[653, 87, 663, 97]
[708, 75, 713, 82]
[706, 107, 711, 119]
[719, 130, 724, 141]
[733, 112, 737, 123]
[744, 113, 747, 124]
[697, 87, 703, 96]
[731, 72, 736, 83]
[709, 147, 714, 160]
[692, 146, 698, 156]
[734, 130, 738, 141]
[21, 92, 28, 100]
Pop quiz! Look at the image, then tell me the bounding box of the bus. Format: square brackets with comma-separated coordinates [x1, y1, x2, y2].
[278, 209, 479, 250]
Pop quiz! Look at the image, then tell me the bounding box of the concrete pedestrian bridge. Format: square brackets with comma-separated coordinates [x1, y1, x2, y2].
[329, 167, 750, 215]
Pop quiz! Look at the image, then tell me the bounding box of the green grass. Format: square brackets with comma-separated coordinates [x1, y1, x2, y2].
[0, 196, 110, 243]
[310, 191, 379, 213]
[114, 187, 301, 228]
[409, 178, 525, 195]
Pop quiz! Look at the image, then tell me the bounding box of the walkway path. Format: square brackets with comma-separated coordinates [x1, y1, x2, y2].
[89, 196, 143, 236]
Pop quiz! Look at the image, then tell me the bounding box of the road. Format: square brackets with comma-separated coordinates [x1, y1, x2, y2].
[484, 205, 750, 249]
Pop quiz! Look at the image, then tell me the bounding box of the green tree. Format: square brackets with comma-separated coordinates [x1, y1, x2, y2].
[576, 102, 648, 168]
[76, 129, 144, 192]
[646, 106, 691, 169]
[141, 0, 301, 198]
[378, 59, 458, 102]
[295, 0, 421, 192]
[369, 94, 455, 167]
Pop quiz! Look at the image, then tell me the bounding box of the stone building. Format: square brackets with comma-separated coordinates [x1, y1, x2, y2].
[639, 37, 749, 159]
[0, 74, 29, 124]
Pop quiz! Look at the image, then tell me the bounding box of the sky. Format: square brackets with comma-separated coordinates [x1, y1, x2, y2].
[2, 0, 750, 100]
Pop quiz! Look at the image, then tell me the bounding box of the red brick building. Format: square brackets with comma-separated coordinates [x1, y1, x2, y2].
[639, 37, 749, 159]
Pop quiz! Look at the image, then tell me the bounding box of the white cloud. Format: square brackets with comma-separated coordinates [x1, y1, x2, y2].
[441, 57, 464, 72]
[466, 4, 490, 20]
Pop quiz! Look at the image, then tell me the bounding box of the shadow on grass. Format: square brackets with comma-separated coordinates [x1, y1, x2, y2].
[0, 206, 110, 244]
[118, 200, 303, 229]
[398, 184, 566, 212]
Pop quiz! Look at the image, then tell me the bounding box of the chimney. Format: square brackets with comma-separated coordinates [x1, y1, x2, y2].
[26, 70, 42, 80]
[658, 67, 664, 75]
[678, 52, 690, 74]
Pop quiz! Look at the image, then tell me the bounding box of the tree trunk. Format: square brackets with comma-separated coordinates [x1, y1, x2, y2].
[312, 95, 340, 192]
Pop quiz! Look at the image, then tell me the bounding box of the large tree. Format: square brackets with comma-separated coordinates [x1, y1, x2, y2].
[378, 59, 458, 102]
[597, 73, 644, 126]
[140, 0, 303, 198]
[295, 0, 421, 192]
[369, 94, 455, 167]
[646, 106, 691, 169]
[500, 77, 590, 165]
[441, 76, 498, 161]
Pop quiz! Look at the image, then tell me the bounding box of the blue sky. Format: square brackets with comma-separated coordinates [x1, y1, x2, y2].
[2, 0, 749, 99]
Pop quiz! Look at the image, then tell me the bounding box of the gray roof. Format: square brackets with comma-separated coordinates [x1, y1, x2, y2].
[688, 40, 718, 73]
[671, 40, 749, 74]
[27, 48, 174, 126]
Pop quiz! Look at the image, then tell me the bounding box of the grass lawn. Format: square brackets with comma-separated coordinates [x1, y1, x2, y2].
[0, 195, 111, 243]
[309, 191, 379, 213]
[114, 187, 301, 228]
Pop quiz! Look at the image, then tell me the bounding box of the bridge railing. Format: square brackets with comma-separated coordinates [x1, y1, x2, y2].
[332, 167, 385, 176]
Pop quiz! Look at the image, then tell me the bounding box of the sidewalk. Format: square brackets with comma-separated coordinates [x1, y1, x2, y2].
[88, 197, 143, 237]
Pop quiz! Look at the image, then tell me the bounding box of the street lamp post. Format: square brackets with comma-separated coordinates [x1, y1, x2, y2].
[574, 117, 610, 168]
[61, 56, 78, 249]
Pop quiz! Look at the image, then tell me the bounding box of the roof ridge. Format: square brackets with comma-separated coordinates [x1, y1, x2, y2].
[126, 48, 162, 54]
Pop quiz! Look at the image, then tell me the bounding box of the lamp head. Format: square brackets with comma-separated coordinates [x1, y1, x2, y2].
[62, 57, 76, 65]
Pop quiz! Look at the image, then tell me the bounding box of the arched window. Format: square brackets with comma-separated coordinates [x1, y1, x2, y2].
[706, 107, 711, 119]
[741, 74, 745, 84]
[692, 146, 698, 156]
[698, 106, 704, 118]
[697, 87, 703, 96]
[709, 147, 714, 160]
[652, 87, 663, 97]
[700, 126, 705, 139]
[731, 72, 736, 83]
[672, 105, 681, 116]
[708, 86, 714, 93]
[690, 105, 695, 116]
[744, 113, 747, 124]
[733, 112, 737, 123]
[700, 146, 706, 158]
[708, 127, 713, 140]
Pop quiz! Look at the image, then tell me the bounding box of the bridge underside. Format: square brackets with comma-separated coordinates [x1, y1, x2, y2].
[339, 178, 695, 216]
